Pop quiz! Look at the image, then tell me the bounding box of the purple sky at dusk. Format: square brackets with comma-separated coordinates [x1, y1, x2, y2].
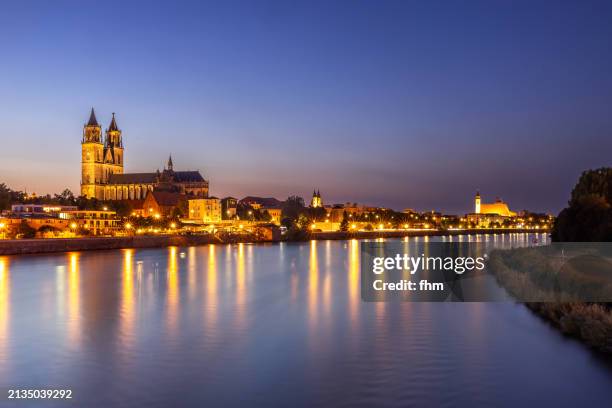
[1, 1, 611, 214]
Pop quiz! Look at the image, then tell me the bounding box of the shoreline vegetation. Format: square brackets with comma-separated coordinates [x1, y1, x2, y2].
[489, 247, 612, 354]
[0, 228, 543, 256]
[488, 168, 612, 355]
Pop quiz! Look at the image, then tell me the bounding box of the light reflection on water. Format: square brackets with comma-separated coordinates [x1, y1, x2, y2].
[0, 257, 9, 375]
[0, 234, 610, 407]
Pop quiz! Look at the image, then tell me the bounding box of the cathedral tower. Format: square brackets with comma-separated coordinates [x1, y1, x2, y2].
[475, 191, 481, 214]
[103, 112, 124, 183]
[81, 108, 105, 199]
[310, 190, 323, 208]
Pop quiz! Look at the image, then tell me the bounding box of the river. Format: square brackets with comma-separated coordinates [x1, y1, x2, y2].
[0, 233, 610, 407]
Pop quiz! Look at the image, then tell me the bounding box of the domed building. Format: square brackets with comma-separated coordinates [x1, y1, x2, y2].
[474, 191, 516, 217]
[468, 191, 517, 227]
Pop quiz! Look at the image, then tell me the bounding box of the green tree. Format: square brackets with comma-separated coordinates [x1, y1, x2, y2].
[76, 196, 100, 210]
[18, 220, 36, 239]
[54, 189, 76, 206]
[339, 210, 349, 232]
[552, 168, 612, 242]
[259, 210, 272, 222]
[282, 195, 305, 223]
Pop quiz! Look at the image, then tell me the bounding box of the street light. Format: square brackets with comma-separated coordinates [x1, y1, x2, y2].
[125, 223, 132, 230]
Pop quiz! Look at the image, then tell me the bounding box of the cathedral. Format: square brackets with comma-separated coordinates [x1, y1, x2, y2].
[80, 109, 209, 201]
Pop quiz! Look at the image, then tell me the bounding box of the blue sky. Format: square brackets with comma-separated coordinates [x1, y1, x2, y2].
[1, 0, 611, 213]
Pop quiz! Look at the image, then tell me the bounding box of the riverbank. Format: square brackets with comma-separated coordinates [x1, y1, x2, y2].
[0, 228, 546, 256]
[311, 228, 542, 241]
[488, 247, 612, 354]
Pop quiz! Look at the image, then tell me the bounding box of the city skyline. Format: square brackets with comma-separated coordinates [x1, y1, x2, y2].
[2, 1, 612, 214]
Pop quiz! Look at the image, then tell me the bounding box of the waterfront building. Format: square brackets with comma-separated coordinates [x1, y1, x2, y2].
[142, 191, 187, 218]
[221, 197, 238, 219]
[239, 196, 283, 210]
[1, 217, 72, 238]
[188, 198, 222, 223]
[326, 203, 375, 222]
[474, 191, 516, 216]
[468, 191, 517, 227]
[261, 207, 282, 225]
[10, 204, 78, 215]
[1, 209, 119, 237]
[80, 109, 209, 200]
[60, 210, 121, 236]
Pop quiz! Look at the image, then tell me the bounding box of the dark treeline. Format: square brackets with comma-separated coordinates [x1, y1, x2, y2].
[0, 183, 133, 216]
[0, 184, 83, 210]
[552, 167, 612, 242]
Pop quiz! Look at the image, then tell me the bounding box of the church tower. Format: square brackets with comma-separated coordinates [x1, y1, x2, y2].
[310, 190, 323, 208]
[81, 108, 105, 199]
[103, 112, 124, 183]
[475, 191, 481, 214]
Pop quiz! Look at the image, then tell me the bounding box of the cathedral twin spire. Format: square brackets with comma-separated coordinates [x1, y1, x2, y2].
[87, 107, 99, 127]
[84, 108, 122, 148]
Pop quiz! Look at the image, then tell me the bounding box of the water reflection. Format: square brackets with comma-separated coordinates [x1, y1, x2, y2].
[0, 234, 608, 408]
[348, 240, 360, 326]
[205, 245, 218, 330]
[0, 257, 9, 371]
[166, 246, 179, 336]
[188, 247, 197, 300]
[120, 249, 135, 348]
[308, 240, 319, 325]
[68, 252, 80, 347]
[235, 243, 246, 326]
[323, 242, 332, 317]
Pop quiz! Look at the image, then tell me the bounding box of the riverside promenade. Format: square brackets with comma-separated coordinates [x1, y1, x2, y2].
[0, 228, 546, 256]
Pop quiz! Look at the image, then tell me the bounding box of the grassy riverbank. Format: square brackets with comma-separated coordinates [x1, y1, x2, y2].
[488, 247, 612, 354]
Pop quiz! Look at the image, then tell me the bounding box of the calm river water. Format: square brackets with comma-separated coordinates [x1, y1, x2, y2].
[0, 233, 611, 407]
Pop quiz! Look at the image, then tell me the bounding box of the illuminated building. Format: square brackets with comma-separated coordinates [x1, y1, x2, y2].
[261, 208, 282, 225]
[80, 109, 209, 200]
[188, 198, 222, 223]
[10, 204, 78, 214]
[221, 197, 238, 219]
[310, 190, 323, 208]
[474, 191, 516, 216]
[468, 191, 517, 227]
[142, 191, 187, 218]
